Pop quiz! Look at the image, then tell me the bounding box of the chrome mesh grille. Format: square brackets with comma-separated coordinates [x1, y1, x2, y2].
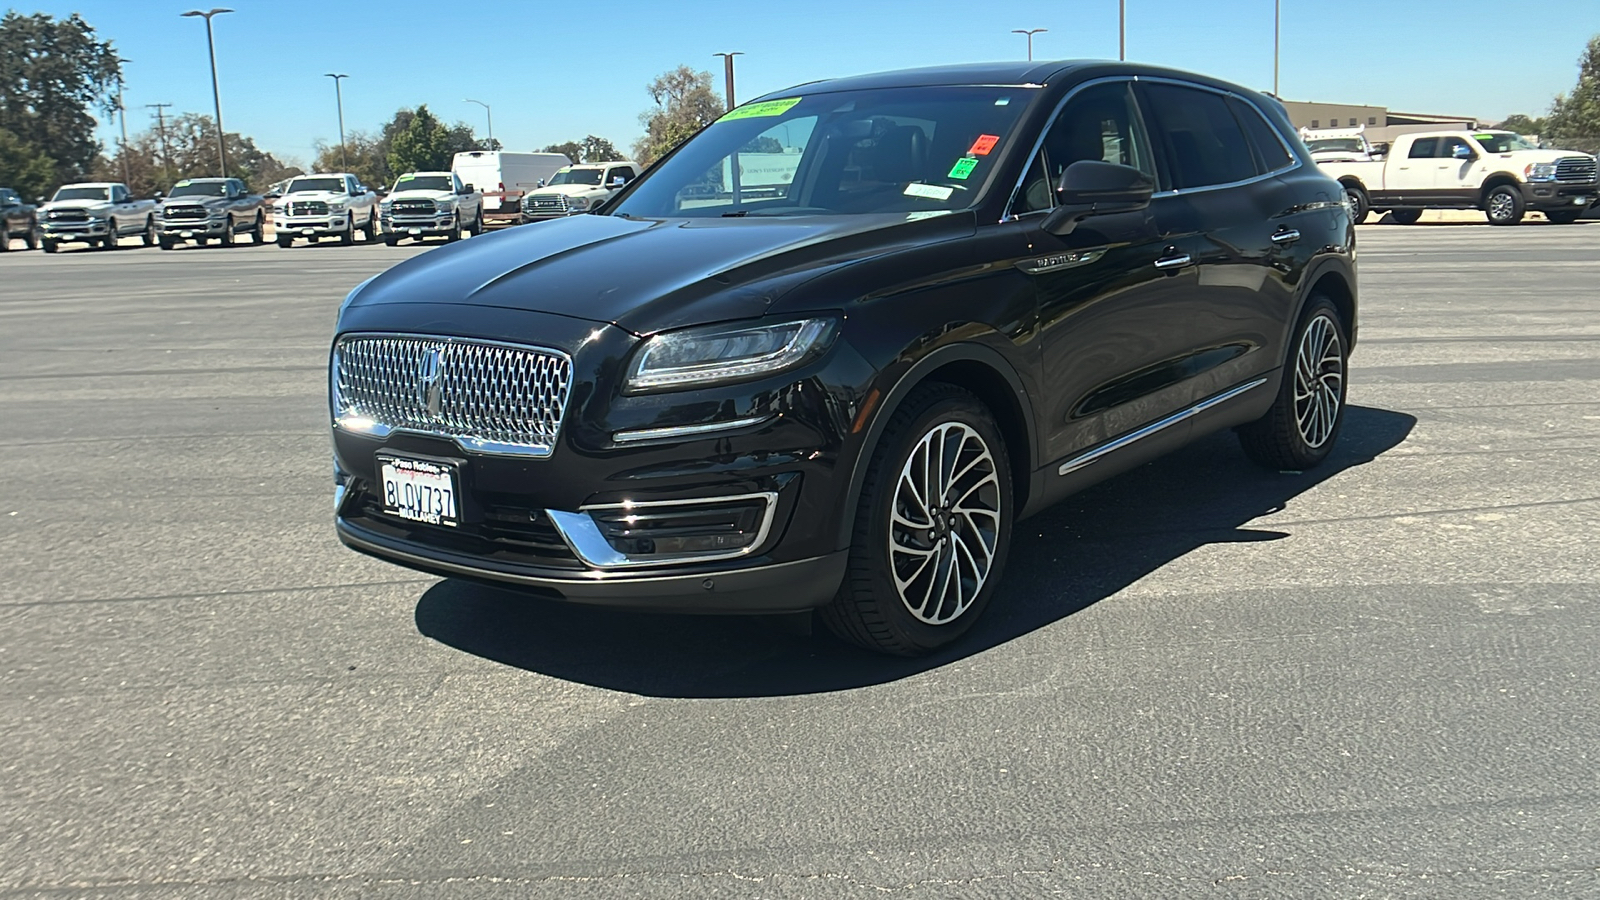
[334, 335, 572, 456]
[163, 205, 208, 220]
[47, 208, 88, 222]
[290, 200, 329, 216]
[523, 194, 568, 213]
[1555, 156, 1598, 184]
[391, 199, 436, 215]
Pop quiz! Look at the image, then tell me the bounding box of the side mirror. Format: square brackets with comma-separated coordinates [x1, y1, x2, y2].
[609, 177, 627, 187]
[463, 183, 474, 192]
[1042, 160, 1155, 236]
[1451, 144, 1475, 160]
[152, 191, 164, 200]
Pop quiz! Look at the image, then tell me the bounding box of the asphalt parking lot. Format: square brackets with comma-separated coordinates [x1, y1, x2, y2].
[3, 222, 1598, 898]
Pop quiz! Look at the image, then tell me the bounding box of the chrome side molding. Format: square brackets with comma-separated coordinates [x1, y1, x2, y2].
[1057, 377, 1269, 476]
[612, 414, 774, 444]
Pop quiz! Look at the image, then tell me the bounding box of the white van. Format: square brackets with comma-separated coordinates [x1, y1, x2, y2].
[451, 151, 571, 226]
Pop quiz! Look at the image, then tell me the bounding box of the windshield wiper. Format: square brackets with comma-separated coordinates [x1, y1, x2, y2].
[721, 210, 749, 217]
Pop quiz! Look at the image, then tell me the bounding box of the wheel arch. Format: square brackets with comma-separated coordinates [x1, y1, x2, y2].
[834, 341, 1037, 550]
[1480, 173, 1522, 204]
[1292, 256, 1359, 354]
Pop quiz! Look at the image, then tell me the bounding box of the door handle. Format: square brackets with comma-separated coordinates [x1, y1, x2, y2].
[1153, 251, 1192, 270]
[1270, 228, 1301, 245]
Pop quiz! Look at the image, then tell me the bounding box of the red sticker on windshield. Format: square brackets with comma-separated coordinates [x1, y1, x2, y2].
[968, 134, 1000, 156]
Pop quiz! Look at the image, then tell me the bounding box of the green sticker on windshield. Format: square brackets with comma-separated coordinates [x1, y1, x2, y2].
[948, 157, 980, 180]
[397, 174, 414, 181]
[1474, 134, 1495, 141]
[718, 97, 802, 122]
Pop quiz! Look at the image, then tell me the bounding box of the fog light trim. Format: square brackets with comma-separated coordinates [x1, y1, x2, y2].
[545, 491, 779, 570]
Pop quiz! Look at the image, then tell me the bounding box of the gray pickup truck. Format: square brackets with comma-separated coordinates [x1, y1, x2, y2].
[156, 177, 266, 248]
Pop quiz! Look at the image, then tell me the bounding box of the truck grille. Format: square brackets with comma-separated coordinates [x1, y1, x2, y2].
[1555, 157, 1598, 184]
[46, 209, 88, 223]
[523, 194, 568, 214]
[391, 199, 437, 215]
[290, 201, 329, 216]
[163, 205, 208, 220]
[333, 334, 573, 457]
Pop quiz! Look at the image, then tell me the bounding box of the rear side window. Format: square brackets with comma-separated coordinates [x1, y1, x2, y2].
[1140, 83, 1258, 190]
[1228, 97, 1293, 173]
[1408, 138, 1439, 158]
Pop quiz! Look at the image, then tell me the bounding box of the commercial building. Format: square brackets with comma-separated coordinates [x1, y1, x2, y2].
[1278, 100, 1481, 144]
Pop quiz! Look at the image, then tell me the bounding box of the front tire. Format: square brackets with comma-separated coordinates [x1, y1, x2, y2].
[339, 215, 354, 245]
[251, 212, 265, 243]
[383, 233, 400, 246]
[445, 213, 461, 242]
[361, 211, 376, 243]
[821, 384, 1013, 656]
[1344, 185, 1369, 225]
[276, 235, 293, 248]
[219, 219, 235, 246]
[1389, 209, 1423, 225]
[470, 209, 484, 236]
[1545, 209, 1582, 225]
[141, 217, 155, 246]
[158, 236, 175, 250]
[1485, 185, 1525, 225]
[102, 219, 118, 249]
[1237, 296, 1349, 471]
[41, 238, 58, 253]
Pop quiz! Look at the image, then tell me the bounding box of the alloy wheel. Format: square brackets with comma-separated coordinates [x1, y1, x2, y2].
[1293, 313, 1344, 449]
[1488, 191, 1515, 222]
[888, 421, 1003, 625]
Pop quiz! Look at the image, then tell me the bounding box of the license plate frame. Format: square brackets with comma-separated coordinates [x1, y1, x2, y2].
[377, 453, 460, 527]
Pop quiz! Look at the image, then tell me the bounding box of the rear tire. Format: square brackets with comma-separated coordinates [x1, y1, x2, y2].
[1485, 185, 1525, 225]
[1389, 209, 1423, 225]
[820, 383, 1013, 656]
[1236, 296, 1349, 471]
[1545, 209, 1581, 225]
[1344, 185, 1369, 225]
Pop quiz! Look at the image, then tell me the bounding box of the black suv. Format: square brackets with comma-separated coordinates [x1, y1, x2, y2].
[331, 60, 1356, 655]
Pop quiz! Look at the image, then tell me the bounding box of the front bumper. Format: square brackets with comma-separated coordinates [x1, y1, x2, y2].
[40, 221, 108, 240]
[159, 219, 228, 238]
[1519, 180, 1598, 210]
[276, 214, 351, 235]
[382, 213, 455, 235]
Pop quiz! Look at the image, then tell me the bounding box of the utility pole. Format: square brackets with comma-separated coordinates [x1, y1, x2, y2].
[147, 103, 174, 187]
[464, 99, 493, 147]
[1274, 0, 1281, 95]
[325, 73, 349, 171]
[1011, 29, 1047, 62]
[713, 52, 743, 109]
[1120, 0, 1127, 60]
[114, 59, 132, 185]
[181, 8, 233, 177]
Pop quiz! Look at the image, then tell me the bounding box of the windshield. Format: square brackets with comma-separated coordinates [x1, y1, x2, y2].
[53, 187, 110, 202]
[612, 85, 1035, 218]
[1307, 138, 1366, 153]
[286, 177, 346, 194]
[1473, 132, 1536, 153]
[547, 168, 605, 186]
[168, 181, 228, 198]
[392, 175, 453, 192]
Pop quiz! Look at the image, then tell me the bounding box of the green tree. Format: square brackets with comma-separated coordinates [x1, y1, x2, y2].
[1547, 35, 1600, 152]
[92, 113, 300, 195]
[386, 105, 454, 174]
[0, 127, 56, 198]
[1495, 114, 1548, 135]
[0, 11, 122, 181]
[632, 66, 724, 166]
[313, 130, 388, 189]
[542, 135, 625, 163]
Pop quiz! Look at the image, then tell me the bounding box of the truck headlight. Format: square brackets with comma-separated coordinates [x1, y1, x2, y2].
[1525, 162, 1559, 182]
[625, 318, 838, 392]
[567, 197, 591, 210]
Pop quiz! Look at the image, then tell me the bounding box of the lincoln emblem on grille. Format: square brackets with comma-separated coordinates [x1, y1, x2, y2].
[417, 346, 444, 418]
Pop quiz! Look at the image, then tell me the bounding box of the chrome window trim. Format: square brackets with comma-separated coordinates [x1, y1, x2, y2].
[1002, 75, 1305, 221]
[546, 491, 780, 569]
[331, 331, 575, 459]
[1056, 377, 1269, 476]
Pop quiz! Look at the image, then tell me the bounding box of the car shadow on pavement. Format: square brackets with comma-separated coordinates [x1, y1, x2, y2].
[414, 405, 1416, 698]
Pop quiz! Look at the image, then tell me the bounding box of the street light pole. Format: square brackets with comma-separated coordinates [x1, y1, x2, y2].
[713, 52, 743, 109]
[1011, 28, 1047, 62]
[463, 99, 493, 147]
[1274, 0, 1281, 95]
[325, 73, 349, 171]
[1120, 0, 1127, 60]
[181, 8, 233, 178]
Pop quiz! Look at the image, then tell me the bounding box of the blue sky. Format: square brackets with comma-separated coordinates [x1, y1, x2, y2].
[21, 0, 1600, 169]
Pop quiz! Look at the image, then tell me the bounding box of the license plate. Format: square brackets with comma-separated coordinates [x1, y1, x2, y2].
[180, 230, 194, 238]
[408, 227, 421, 235]
[482, 197, 500, 210]
[301, 228, 316, 235]
[377, 455, 459, 527]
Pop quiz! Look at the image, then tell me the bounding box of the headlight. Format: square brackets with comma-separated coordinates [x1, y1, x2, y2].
[1525, 162, 1559, 182]
[328, 200, 347, 211]
[625, 318, 838, 392]
[378, 201, 392, 213]
[567, 197, 591, 210]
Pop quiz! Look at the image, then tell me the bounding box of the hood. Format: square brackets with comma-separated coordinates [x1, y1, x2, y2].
[282, 190, 348, 202]
[531, 184, 605, 197]
[160, 196, 228, 209]
[41, 201, 110, 213]
[385, 189, 452, 202]
[348, 212, 975, 335]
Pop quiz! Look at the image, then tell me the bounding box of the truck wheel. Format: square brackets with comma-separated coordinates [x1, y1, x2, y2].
[1545, 209, 1581, 225]
[102, 219, 118, 249]
[470, 209, 484, 236]
[383, 233, 400, 247]
[446, 213, 461, 242]
[362, 213, 377, 243]
[1344, 186, 1369, 224]
[1485, 185, 1525, 225]
[219, 221, 235, 246]
[1389, 209, 1423, 225]
[0, 231, 9, 252]
[142, 217, 155, 246]
[158, 236, 175, 250]
[340, 215, 354, 245]
[25, 220, 40, 250]
[251, 212, 265, 243]
[276, 235, 293, 248]
[1236, 295, 1349, 471]
[42, 238, 58, 253]
[820, 383, 1013, 656]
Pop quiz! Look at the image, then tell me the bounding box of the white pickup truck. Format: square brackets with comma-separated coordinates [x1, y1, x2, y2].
[519, 161, 639, 223]
[1318, 130, 1600, 225]
[38, 182, 157, 252]
[272, 173, 379, 246]
[378, 171, 482, 245]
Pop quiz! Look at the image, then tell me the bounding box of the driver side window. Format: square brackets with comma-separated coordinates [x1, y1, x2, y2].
[1014, 82, 1149, 215]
